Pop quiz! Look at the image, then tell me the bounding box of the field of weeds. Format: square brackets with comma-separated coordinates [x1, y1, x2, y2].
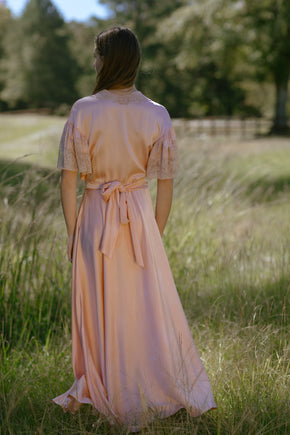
[0, 114, 289, 434]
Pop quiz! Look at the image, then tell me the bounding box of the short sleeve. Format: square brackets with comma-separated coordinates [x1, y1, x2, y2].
[146, 125, 178, 180]
[57, 114, 92, 180]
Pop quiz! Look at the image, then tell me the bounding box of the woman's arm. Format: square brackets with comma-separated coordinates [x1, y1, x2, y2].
[155, 178, 173, 237]
[60, 169, 78, 261]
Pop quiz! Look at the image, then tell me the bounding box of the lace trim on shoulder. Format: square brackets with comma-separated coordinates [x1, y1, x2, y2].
[146, 126, 178, 180]
[95, 90, 145, 105]
[57, 120, 92, 177]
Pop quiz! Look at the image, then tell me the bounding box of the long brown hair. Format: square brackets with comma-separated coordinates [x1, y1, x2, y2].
[92, 27, 141, 94]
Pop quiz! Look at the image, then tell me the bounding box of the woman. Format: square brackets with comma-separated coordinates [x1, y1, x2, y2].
[53, 27, 216, 432]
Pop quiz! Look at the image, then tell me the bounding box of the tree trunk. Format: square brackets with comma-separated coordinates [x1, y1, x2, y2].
[272, 81, 289, 132]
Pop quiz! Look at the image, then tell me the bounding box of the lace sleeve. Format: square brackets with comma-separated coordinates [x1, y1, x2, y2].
[146, 126, 178, 179]
[57, 120, 92, 179]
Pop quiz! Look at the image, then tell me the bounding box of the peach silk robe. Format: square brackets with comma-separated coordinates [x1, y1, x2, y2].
[52, 87, 216, 432]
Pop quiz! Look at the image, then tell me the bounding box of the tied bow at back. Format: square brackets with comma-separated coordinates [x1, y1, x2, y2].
[99, 179, 147, 268]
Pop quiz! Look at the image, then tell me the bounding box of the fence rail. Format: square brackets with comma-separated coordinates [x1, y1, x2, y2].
[173, 117, 274, 138]
[0, 111, 279, 139]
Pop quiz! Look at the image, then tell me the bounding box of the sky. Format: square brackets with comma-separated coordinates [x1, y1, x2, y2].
[5, 0, 110, 22]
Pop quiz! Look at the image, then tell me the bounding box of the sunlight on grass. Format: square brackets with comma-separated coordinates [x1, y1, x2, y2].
[0, 114, 64, 167]
[0, 115, 289, 433]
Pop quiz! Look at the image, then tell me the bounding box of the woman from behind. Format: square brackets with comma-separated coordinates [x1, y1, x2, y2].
[53, 26, 216, 432]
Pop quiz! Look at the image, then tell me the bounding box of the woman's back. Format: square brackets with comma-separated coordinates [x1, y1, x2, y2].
[58, 87, 177, 186]
[53, 26, 216, 432]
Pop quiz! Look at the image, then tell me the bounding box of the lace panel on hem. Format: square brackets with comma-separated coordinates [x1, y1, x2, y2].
[57, 120, 92, 176]
[146, 126, 178, 179]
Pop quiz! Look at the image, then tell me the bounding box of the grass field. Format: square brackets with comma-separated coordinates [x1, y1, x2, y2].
[0, 114, 289, 434]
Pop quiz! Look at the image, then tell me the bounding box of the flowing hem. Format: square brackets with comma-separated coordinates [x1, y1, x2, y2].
[52, 376, 216, 432]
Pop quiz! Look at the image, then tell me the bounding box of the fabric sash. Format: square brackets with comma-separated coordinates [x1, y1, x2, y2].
[86, 179, 147, 268]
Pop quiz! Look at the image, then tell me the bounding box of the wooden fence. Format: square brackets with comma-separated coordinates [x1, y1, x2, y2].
[173, 117, 273, 138]
[0, 111, 277, 139]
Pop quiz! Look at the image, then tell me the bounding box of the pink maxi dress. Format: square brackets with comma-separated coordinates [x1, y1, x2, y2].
[53, 87, 216, 431]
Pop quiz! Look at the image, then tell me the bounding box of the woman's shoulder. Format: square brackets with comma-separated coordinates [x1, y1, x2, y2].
[137, 92, 172, 125]
[137, 91, 167, 111]
[68, 95, 104, 121]
[71, 95, 98, 111]
[70, 90, 171, 128]
[145, 96, 173, 131]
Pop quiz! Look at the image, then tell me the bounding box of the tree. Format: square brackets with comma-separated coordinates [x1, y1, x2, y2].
[67, 19, 105, 97]
[0, 5, 12, 64]
[243, 0, 290, 132]
[155, 0, 254, 116]
[1, 0, 77, 109]
[0, 4, 13, 110]
[99, 0, 184, 101]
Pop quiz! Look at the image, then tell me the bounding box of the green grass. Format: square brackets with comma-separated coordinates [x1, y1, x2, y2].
[0, 114, 65, 165]
[0, 114, 289, 434]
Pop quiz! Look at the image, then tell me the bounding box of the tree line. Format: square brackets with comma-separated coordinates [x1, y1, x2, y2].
[0, 0, 289, 131]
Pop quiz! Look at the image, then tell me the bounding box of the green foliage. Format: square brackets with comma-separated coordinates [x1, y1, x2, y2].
[0, 0, 289, 122]
[99, 0, 185, 105]
[243, 0, 290, 129]
[0, 0, 78, 109]
[67, 20, 103, 97]
[0, 114, 289, 433]
[244, 0, 290, 83]
[155, 0, 257, 116]
[0, 5, 12, 110]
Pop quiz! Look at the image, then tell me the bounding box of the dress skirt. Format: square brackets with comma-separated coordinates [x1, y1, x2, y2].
[52, 181, 216, 432]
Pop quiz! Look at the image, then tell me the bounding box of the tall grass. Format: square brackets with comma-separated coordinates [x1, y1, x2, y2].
[0, 115, 289, 434]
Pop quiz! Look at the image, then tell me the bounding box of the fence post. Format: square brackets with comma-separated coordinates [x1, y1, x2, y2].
[225, 117, 231, 136]
[241, 117, 246, 138]
[256, 118, 261, 136]
[198, 118, 203, 136]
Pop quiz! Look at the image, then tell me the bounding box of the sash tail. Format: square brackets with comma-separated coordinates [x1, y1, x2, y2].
[97, 179, 147, 268]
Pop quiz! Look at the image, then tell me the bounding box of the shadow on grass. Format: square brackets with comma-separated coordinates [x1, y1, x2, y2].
[2, 395, 217, 435]
[179, 274, 289, 329]
[246, 174, 290, 203]
[4, 394, 288, 434]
